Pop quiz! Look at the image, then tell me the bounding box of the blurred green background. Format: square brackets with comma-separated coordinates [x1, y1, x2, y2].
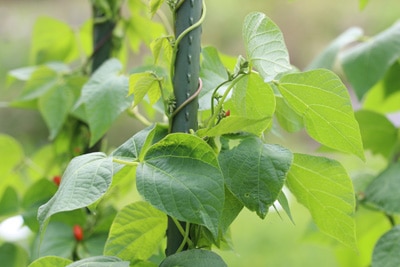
[0, 0, 398, 266]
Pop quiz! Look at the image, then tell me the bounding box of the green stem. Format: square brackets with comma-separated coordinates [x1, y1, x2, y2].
[112, 158, 139, 166]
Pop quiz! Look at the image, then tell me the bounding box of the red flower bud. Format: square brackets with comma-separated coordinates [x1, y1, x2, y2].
[73, 225, 84, 241]
[52, 175, 61, 186]
[225, 109, 231, 117]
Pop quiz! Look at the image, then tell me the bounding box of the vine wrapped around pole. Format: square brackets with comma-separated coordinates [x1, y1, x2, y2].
[166, 0, 203, 256]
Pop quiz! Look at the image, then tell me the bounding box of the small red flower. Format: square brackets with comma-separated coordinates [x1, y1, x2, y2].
[225, 109, 231, 117]
[52, 175, 61, 186]
[73, 225, 84, 241]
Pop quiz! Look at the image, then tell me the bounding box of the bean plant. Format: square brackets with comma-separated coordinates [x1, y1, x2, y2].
[0, 0, 398, 266]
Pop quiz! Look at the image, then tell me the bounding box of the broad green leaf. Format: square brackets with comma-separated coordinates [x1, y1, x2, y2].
[149, 0, 164, 17]
[66, 256, 129, 267]
[17, 66, 58, 101]
[78, 58, 132, 146]
[278, 69, 365, 160]
[307, 27, 363, 70]
[355, 110, 397, 158]
[30, 16, 78, 64]
[7, 65, 38, 85]
[0, 134, 23, 174]
[160, 249, 227, 267]
[275, 96, 304, 133]
[243, 12, 291, 82]
[33, 222, 75, 258]
[219, 188, 243, 234]
[137, 134, 224, 237]
[77, 233, 108, 259]
[39, 82, 75, 139]
[219, 135, 292, 219]
[0, 243, 29, 267]
[364, 162, 400, 214]
[104, 201, 167, 261]
[0, 186, 19, 217]
[372, 226, 400, 267]
[129, 72, 161, 107]
[341, 21, 400, 99]
[199, 46, 230, 111]
[286, 153, 357, 250]
[28, 256, 72, 267]
[38, 152, 113, 226]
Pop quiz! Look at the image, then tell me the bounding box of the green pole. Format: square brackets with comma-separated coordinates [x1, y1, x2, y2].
[166, 0, 203, 256]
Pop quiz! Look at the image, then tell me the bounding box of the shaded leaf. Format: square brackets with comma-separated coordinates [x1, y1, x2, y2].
[66, 256, 129, 267]
[160, 249, 227, 267]
[275, 96, 304, 133]
[286, 153, 357, 250]
[372, 226, 400, 267]
[364, 162, 400, 215]
[278, 69, 364, 160]
[0, 186, 19, 217]
[243, 12, 291, 82]
[137, 134, 224, 237]
[219, 135, 292, 219]
[104, 201, 167, 261]
[341, 21, 400, 99]
[0, 243, 29, 267]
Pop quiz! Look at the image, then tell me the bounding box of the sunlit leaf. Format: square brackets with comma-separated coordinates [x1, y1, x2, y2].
[278, 69, 365, 160]
[104, 201, 167, 261]
[137, 134, 224, 237]
[243, 12, 291, 82]
[286, 154, 357, 250]
[129, 72, 161, 107]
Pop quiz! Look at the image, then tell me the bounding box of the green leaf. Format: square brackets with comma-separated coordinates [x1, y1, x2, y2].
[363, 79, 400, 113]
[286, 153, 357, 250]
[355, 110, 397, 158]
[37, 152, 113, 226]
[277, 69, 365, 160]
[199, 46, 230, 111]
[160, 249, 227, 267]
[307, 27, 363, 70]
[149, 0, 165, 17]
[276, 190, 294, 223]
[372, 226, 400, 267]
[30, 16, 78, 64]
[0, 186, 19, 217]
[66, 256, 130, 267]
[359, 0, 369, 10]
[341, 21, 400, 99]
[28, 256, 72, 267]
[78, 58, 132, 146]
[137, 134, 224, 237]
[104, 201, 167, 261]
[150, 36, 173, 66]
[17, 66, 59, 101]
[129, 72, 161, 107]
[219, 135, 292, 219]
[0, 243, 29, 267]
[275, 96, 304, 133]
[364, 162, 400, 215]
[39, 82, 75, 139]
[219, 188, 243, 234]
[0, 134, 23, 174]
[243, 12, 291, 82]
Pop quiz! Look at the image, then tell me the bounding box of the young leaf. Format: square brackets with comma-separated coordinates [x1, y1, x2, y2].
[277, 69, 365, 160]
[66, 256, 129, 267]
[286, 153, 357, 250]
[129, 72, 161, 108]
[306, 27, 363, 70]
[372, 226, 400, 267]
[364, 162, 400, 215]
[78, 59, 132, 146]
[136, 133, 225, 237]
[219, 135, 293, 219]
[243, 12, 291, 82]
[28, 256, 72, 267]
[355, 110, 397, 158]
[160, 249, 227, 267]
[37, 153, 113, 226]
[30, 16, 78, 64]
[341, 21, 400, 99]
[104, 201, 167, 261]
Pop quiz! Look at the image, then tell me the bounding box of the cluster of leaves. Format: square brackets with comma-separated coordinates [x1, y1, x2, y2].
[306, 17, 400, 267]
[2, 0, 398, 266]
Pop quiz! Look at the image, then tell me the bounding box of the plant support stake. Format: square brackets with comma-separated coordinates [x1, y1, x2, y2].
[167, 0, 203, 256]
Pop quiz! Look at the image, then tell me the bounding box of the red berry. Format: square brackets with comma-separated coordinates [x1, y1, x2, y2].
[225, 109, 231, 117]
[52, 175, 61, 186]
[73, 225, 84, 241]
